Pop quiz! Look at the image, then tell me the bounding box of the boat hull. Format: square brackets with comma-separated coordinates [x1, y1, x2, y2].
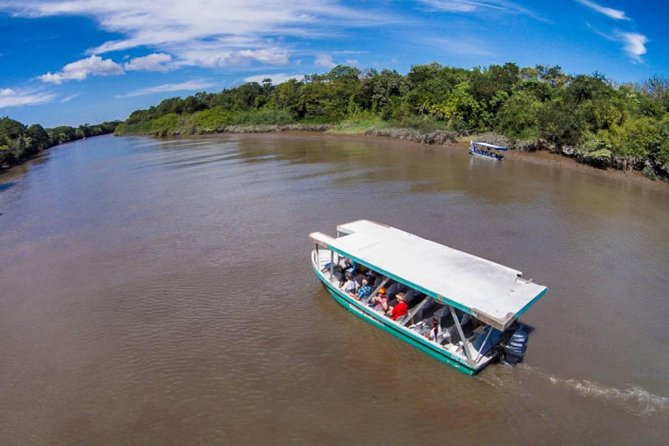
[311, 262, 478, 375]
[469, 149, 503, 161]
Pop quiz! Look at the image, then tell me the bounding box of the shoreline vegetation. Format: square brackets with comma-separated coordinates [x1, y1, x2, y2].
[113, 63, 669, 181]
[0, 118, 120, 172]
[2, 63, 667, 181]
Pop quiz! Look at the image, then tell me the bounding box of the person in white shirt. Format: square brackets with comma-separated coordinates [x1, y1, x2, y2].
[341, 272, 357, 294]
[425, 318, 442, 342]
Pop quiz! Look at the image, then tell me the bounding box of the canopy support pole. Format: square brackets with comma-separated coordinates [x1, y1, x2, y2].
[449, 306, 474, 362]
[363, 278, 390, 305]
[474, 327, 493, 363]
[329, 250, 334, 280]
[402, 296, 432, 326]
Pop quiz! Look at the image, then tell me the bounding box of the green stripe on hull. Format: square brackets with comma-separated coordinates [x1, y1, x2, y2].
[313, 264, 477, 376]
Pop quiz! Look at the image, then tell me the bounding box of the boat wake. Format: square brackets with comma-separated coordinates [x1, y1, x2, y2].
[548, 375, 668, 416]
[519, 364, 669, 416]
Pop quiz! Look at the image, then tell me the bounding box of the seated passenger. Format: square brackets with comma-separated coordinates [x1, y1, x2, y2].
[341, 272, 357, 294]
[354, 279, 372, 300]
[354, 273, 367, 286]
[387, 292, 408, 321]
[371, 287, 388, 311]
[337, 258, 356, 275]
[424, 318, 442, 341]
[364, 270, 378, 285]
[385, 282, 408, 303]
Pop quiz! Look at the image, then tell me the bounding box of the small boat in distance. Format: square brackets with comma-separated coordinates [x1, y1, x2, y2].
[469, 141, 507, 160]
[309, 220, 548, 375]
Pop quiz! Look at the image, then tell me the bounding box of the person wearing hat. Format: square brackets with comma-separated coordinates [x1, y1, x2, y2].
[387, 292, 408, 321]
[371, 287, 388, 311]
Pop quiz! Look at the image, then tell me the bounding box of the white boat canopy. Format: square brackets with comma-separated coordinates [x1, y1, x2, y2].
[472, 141, 508, 150]
[310, 220, 547, 330]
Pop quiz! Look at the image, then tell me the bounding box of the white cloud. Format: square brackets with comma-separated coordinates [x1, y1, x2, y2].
[224, 49, 289, 66]
[61, 94, 79, 103]
[124, 53, 172, 71]
[119, 80, 217, 97]
[418, 0, 534, 16]
[243, 73, 304, 84]
[618, 32, 647, 62]
[39, 55, 123, 84]
[575, 0, 629, 20]
[315, 53, 335, 68]
[0, 87, 55, 108]
[4, 1, 391, 72]
[345, 59, 359, 66]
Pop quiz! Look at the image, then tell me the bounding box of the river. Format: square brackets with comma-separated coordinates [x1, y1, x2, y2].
[0, 134, 667, 445]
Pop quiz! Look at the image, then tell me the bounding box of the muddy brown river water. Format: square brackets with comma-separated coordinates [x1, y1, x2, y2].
[0, 133, 667, 445]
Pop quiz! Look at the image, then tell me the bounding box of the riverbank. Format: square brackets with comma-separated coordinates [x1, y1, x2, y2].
[116, 124, 667, 186]
[0, 118, 120, 174]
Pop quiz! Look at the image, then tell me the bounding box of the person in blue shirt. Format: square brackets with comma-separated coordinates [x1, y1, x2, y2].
[340, 258, 357, 275]
[355, 279, 372, 301]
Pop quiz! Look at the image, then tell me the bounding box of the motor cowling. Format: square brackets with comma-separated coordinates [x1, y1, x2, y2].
[501, 325, 528, 365]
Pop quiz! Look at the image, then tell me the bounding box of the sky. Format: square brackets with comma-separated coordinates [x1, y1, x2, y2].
[0, 0, 667, 127]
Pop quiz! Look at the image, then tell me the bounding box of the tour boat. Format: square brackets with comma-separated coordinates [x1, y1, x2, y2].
[469, 141, 507, 160]
[309, 220, 548, 375]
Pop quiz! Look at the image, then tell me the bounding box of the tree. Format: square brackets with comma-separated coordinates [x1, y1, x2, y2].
[608, 117, 659, 169]
[27, 124, 50, 150]
[496, 90, 541, 139]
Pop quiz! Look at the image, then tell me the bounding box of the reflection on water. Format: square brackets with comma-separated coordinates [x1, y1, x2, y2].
[0, 133, 667, 446]
[0, 181, 17, 192]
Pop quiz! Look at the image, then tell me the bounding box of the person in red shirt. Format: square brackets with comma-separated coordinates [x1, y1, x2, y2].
[387, 292, 408, 321]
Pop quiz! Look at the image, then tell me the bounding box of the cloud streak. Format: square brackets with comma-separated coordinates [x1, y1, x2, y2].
[119, 80, 217, 97]
[617, 32, 647, 62]
[575, 0, 629, 20]
[0, 87, 55, 108]
[418, 0, 536, 17]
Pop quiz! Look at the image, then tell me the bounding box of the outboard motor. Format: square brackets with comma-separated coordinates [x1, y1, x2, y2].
[501, 325, 528, 365]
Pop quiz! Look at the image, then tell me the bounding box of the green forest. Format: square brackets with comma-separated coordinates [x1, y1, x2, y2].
[116, 63, 669, 179]
[0, 118, 120, 171]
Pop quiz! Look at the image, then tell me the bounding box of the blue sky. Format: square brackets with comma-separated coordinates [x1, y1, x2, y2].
[0, 0, 667, 127]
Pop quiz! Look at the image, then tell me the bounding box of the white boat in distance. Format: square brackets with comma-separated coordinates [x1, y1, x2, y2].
[309, 220, 547, 375]
[469, 141, 507, 160]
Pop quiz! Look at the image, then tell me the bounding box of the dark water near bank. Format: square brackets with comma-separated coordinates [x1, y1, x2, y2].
[1, 134, 667, 445]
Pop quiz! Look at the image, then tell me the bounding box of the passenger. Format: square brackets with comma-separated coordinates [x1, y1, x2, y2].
[371, 287, 388, 311]
[385, 282, 407, 302]
[364, 269, 378, 285]
[341, 272, 357, 294]
[338, 258, 356, 275]
[354, 279, 372, 301]
[354, 272, 367, 287]
[424, 318, 442, 341]
[387, 292, 408, 321]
